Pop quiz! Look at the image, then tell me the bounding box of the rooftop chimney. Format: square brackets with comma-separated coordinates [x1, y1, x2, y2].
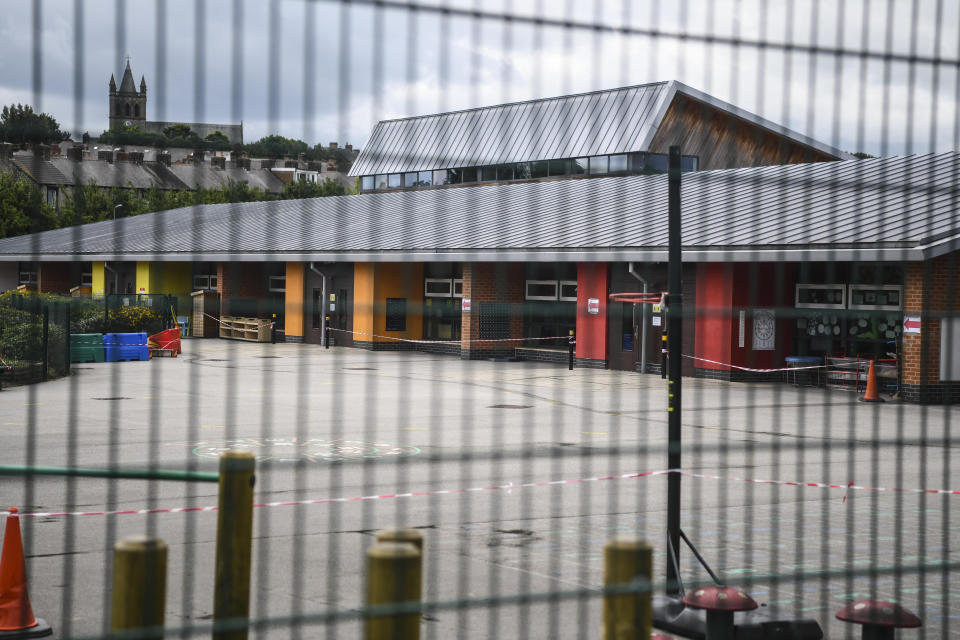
[128, 151, 144, 164]
[328, 142, 338, 149]
[235, 157, 251, 170]
[157, 151, 172, 166]
[344, 143, 352, 152]
[32, 143, 51, 160]
[66, 146, 84, 162]
[211, 156, 226, 169]
[98, 150, 114, 163]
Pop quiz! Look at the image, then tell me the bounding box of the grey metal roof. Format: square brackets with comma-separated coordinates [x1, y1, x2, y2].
[166, 165, 285, 194]
[348, 80, 851, 177]
[1, 153, 957, 263]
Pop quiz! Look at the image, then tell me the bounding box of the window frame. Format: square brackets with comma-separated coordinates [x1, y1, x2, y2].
[525, 279, 559, 301]
[558, 280, 578, 302]
[268, 275, 286, 293]
[424, 278, 454, 298]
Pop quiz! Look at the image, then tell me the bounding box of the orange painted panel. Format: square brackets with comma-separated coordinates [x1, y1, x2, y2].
[372, 263, 424, 342]
[353, 263, 375, 340]
[284, 262, 305, 338]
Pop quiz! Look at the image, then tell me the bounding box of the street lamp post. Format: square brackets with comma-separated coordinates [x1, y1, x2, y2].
[114, 204, 123, 220]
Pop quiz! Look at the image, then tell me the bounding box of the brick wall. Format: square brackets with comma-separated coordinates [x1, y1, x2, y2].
[901, 253, 960, 404]
[461, 262, 524, 359]
[38, 262, 75, 293]
[218, 262, 268, 317]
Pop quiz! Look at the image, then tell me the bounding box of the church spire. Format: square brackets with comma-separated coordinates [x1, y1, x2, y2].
[140, 75, 147, 94]
[118, 58, 137, 94]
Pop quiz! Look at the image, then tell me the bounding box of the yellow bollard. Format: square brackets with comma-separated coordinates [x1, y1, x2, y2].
[365, 542, 422, 640]
[111, 536, 167, 640]
[375, 528, 424, 552]
[213, 450, 256, 640]
[603, 538, 653, 640]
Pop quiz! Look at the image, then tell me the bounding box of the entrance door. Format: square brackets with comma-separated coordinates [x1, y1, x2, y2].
[608, 302, 640, 371]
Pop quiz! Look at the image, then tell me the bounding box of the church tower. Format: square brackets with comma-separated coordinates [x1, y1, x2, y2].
[108, 59, 147, 130]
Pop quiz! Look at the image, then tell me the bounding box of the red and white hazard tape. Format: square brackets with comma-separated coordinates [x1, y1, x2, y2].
[0, 356, 11, 371]
[203, 312, 275, 329]
[11, 468, 960, 519]
[327, 327, 569, 346]
[682, 355, 825, 373]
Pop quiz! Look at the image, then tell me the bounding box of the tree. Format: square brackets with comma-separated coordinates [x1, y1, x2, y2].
[162, 124, 194, 139]
[0, 171, 59, 238]
[0, 104, 66, 146]
[205, 131, 229, 144]
[245, 135, 309, 159]
[281, 177, 347, 199]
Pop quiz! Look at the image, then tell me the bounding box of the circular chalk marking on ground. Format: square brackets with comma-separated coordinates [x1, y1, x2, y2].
[488, 404, 533, 409]
[92, 397, 133, 401]
[185, 437, 421, 463]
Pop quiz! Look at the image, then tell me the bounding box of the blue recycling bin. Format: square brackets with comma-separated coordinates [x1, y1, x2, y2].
[103, 332, 149, 362]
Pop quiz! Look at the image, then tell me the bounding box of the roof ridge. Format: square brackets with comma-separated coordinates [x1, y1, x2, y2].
[374, 81, 670, 125]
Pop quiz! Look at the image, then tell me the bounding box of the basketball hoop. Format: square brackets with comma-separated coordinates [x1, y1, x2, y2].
[608, 292, 666, 305]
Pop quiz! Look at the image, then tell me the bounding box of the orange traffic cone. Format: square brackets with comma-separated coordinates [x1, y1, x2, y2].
[0, 508, 51, 638]
[859, 360, 885, 403]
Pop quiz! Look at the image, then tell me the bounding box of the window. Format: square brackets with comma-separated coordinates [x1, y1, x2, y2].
[514, 163, 532, 180]
[453, 279, 463, 298]
[374, 174, 388, 190]
[81, 269, 93, 287]
[548, 159, 568, 176]
[193, 275, 217, 290]
[444, 169, 463, 185]
[588, 156, 608, 174]
[134, 104, 140, 117]
[848, 285, 903, 311]
[417, 171, 433, 186]
[268, 275, 286, 293]
[403, 172, 419, 187]
[481, 166, 498, 181]
[312, 288, 322, 329]
[525, 280, 558, 301]
[385, 298, 406, 331]
[360, 176, 374, 191]
[571, 158, 589, 175]
[424, 278, 453, 297]
[609, 154, 628, 172]
[387, 174, 402, 189]
[795, 284, 845, 309]
[621, 303, 634, 351]
[461, 167, 478, 183]
[433, 170, 449, 186]
[496, 164, 514, 181]
[18, 262, 37, 286]
[46, 187, 58, 206]
[559, 281, 577, 301]
[681, 156, 699, 172]
[125, 104, 131, 116]
[645, 154, 669, 172]
[531, 161, 549, 179]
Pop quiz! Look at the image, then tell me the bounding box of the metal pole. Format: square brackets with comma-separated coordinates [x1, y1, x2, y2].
[665, 145, 683, 596]
[325, 320, 330, 349]
[41, 304, 49, 382]
[366, 542, 422, 640]
[376, 528, 424, 553]
[213, 450, 255, 640]
[65, 302, 71, 375]
[603, 538, 653, 640]
[111, 536, 167, 640]
[568, 329, 575, 370]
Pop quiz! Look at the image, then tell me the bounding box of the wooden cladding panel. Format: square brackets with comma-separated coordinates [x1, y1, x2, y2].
[648, 94, 836, 170]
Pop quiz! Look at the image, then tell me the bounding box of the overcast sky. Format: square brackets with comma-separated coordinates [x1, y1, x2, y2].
[0, 0, 957, 156]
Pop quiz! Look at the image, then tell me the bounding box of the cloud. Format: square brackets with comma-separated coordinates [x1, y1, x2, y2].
[0, 0, 955, 155]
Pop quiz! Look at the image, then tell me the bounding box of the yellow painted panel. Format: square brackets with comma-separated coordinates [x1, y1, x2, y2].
[353, 263, 375, 341]
[92, 262, 106, 298]
[135, 262, 153, 294]
[284, 262, 305, 338]
[373, 262, 423, 342]
[160, 263, 192, 294]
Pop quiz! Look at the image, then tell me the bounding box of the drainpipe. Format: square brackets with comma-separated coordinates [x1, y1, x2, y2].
[309, 263, 327, 346]
[628, 263, 649, 374]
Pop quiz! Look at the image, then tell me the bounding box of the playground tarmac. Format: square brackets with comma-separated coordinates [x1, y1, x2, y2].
[1, 338, 958, 639]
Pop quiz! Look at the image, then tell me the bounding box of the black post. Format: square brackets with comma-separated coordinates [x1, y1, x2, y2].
[65, 302, 71, 375]
[665, 146, 683, 596]
[271, 313, 277, 344]
[568, 330, 575, 370]
[42, 304, 50, 382]
[325, 318, 330, 349]
[661, 334, 668, 380]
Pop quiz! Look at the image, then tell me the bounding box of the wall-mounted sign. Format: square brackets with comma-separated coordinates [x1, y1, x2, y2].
[903, 316, 921, 335]
[462, 298, 471, 312]
[587, 298, 600, 314]
[739, 310, 746, 348]
[652, 316, 662, 327]
[752, 308, 776, 350]
[652, 304, 662, 313]
[329, 293, 336, 301]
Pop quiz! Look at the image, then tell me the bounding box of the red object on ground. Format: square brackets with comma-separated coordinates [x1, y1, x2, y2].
[0, 508, 39, 631]
[682, 585, 758, 612]
[835, 600, 921, 629]
[860, 360, 884, 403]
[148, 328, 182, 356]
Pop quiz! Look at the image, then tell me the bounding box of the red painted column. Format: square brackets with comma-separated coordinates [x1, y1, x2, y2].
[576, 262, 608, 367]
[694, 263, 735, 372]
